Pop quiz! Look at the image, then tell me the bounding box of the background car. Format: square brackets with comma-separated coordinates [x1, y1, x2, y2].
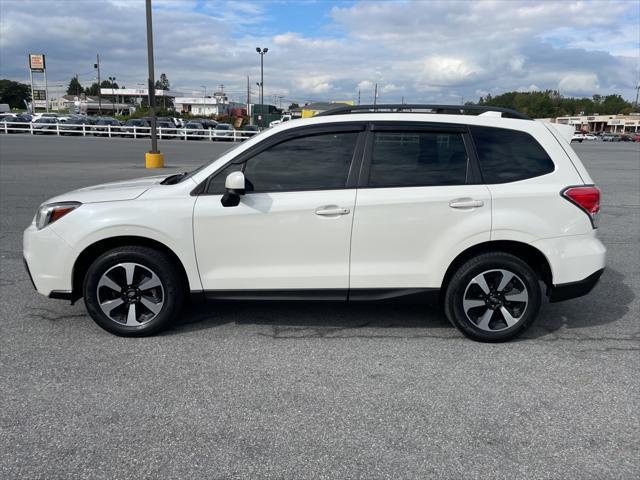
[92, 118, 122, 137]
[60, 117, 93, 136]
[601, 133, 621, 142]
[0, 114, 31, 133]
[156, 120, 179, 138]
[182, 121, 206, 140]
[584, 134, 597, 141]
[122, 119, 150, 137]
[213, 122, 235, 141]
[571, 133, 585, 143]
[32, 117, 59, 134]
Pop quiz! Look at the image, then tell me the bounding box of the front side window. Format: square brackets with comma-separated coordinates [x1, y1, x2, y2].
[368, 131, 468, 187]
[207, 131, 359, 194]
[470, 126, 555, 183]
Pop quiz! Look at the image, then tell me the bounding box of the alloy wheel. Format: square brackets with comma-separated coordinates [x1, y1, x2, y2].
[462, 269, 529, 332]
[96, 262, 165, 326]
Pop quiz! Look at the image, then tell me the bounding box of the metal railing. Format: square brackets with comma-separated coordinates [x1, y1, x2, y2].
[0, 121, 259, 142]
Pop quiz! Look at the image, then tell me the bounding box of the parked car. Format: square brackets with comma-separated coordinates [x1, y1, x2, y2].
[584, 134, 597, 141]
[0, 115, 31, 133]
[122, 119, 150, 137]
[60, 117, 93, 135]
[23, 104, 605, 341]
[156, 120, 179, 138]
[601, 133, 621, 142]
[92, 118, 122, 137]
[571, 133, 585, 143]
[182, 121, 206, 140]
[32, 117, 59, 134]
[632, 134, 640, 143]
[192, 118, 218, 130]
[213, 123, 235, 141]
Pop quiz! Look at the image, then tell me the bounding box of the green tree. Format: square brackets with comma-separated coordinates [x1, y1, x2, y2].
[474, 90, 632, 117]
[287, 102, 300, 111]
[154, 73, 172, 109]
[66, 77, 84, 96]
[0, 79, 31, 109]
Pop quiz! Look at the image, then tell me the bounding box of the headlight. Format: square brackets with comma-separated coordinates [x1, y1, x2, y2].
[35, 202, 81, 230]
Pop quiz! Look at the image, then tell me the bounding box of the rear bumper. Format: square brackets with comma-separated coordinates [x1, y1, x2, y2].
[549, 268, 604, 302]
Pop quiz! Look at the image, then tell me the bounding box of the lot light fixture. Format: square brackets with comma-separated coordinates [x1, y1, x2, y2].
[256, 47, 268, 127]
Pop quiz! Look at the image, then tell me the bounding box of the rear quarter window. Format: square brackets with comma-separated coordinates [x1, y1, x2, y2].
[470, 126, 555, 183]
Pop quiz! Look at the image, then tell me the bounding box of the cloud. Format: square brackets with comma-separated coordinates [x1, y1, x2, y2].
[0, 0, 637, 105]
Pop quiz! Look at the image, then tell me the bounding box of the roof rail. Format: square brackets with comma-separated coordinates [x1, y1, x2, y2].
[315, 104, 531, 120]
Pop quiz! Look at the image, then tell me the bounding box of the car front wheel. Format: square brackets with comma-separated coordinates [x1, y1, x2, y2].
[83, 246, 185, 336]
[444, 252, 541, 342]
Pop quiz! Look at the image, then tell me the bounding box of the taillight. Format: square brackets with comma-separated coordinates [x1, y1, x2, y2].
[562, 185, 600, 228]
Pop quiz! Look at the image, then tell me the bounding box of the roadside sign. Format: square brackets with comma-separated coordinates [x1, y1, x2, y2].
[29, 54, 46, 72]
[33, 90, 47, 100]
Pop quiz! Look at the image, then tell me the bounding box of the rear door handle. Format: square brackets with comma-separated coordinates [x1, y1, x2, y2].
[315, 206, 351, 216]
[449, 198, 484, 209]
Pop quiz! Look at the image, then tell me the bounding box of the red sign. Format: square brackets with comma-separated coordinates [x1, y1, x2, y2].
[29, 54, 46, 72]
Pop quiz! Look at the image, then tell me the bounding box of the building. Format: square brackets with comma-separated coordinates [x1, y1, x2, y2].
[50, 95, 129, 114]
[300, 101, 354, 118]
[538, 113, 640, 133]
[174, 91, 246, 116]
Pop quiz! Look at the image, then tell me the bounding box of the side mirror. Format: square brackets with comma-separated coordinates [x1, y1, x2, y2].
[221, 171, 245, 207]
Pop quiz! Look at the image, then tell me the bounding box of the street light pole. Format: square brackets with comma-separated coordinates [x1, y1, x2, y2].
[201, 85, 206, 115]
[256, 47, 268, 127]
[145, 0, 163, 168]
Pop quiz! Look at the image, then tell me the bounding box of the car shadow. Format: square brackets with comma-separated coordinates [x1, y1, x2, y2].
[523, 267, 634, 339]
[164, 268, 633, 340]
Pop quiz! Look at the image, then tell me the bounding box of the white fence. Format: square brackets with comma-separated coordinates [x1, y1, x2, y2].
[0, 121, 258, 142]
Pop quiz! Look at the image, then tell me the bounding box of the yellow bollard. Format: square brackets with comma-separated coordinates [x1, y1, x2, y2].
[145, 151, 164, 169]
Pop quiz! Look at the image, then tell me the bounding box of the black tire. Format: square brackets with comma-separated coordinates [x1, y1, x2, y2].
[444, 252, 541, 342]
[83, 246, 186, 336]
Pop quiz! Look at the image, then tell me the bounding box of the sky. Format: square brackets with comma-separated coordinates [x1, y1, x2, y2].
[0, 0, 638, 107]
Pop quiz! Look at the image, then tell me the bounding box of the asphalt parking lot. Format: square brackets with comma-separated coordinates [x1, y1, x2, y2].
[1, 135, 638, 479]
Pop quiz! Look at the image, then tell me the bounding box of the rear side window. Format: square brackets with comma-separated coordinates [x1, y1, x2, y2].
[368, 131, 468, 187]
[470, 126, 554, 183]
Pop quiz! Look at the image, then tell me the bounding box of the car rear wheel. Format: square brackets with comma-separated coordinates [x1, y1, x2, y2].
[83, 246, 185, 336]
[444, 252, 541, 342]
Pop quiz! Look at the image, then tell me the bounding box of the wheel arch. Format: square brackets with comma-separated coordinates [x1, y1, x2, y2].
[441, 240, 553, 297]
[71, 236, 191, 302]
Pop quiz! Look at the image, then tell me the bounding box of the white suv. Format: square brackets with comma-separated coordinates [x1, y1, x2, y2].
[23, 105, 605, 342]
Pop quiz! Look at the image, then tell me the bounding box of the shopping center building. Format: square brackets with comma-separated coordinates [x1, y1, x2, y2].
[538, 114, 640, 133]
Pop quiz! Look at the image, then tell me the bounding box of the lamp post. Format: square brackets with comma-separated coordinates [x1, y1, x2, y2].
[256, 47, 268, 127]
[108, 76, 116, 114]
[201, 85, 206, 116]
[144, 0, 163, 168]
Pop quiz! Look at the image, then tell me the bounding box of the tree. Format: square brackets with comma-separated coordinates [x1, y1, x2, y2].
[475, 90, 632, 117]
[66, 76, 84, 96]
[155, 73, 170, 91]
[0, 79, 31, 109]
[287, 102, 300, 111]
[154, 73, 172, 109]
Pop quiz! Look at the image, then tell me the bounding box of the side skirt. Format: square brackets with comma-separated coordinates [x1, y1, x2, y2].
[201, 288, 440, 304]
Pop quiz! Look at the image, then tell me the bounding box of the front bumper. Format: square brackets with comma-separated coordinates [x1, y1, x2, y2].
[23, 224, 75, 296]
[549, 268, 604, 302]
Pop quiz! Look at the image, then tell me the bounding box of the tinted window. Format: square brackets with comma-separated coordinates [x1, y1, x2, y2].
[470, 126, 554, 183]
[368, 131, 468, 187]
[207, 131, 359, 194]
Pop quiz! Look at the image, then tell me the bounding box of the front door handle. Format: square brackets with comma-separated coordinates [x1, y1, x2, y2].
[315, 206, 351, 216]
[449, 198, 484, 209]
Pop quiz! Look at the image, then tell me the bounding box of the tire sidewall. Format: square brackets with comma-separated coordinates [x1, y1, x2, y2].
[446, 254, 541, 342]
[83, 248, 184, 336]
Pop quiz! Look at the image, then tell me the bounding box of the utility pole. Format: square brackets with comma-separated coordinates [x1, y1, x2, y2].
[635, 84, 640, 109]
[246, 75, 251, 124]
[373, 83, 378, 107]
[94, 54, 102, 114]
[29, 68, 35, 114]
[144, 0, 163, 168]
[358, 89, 361, 105]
